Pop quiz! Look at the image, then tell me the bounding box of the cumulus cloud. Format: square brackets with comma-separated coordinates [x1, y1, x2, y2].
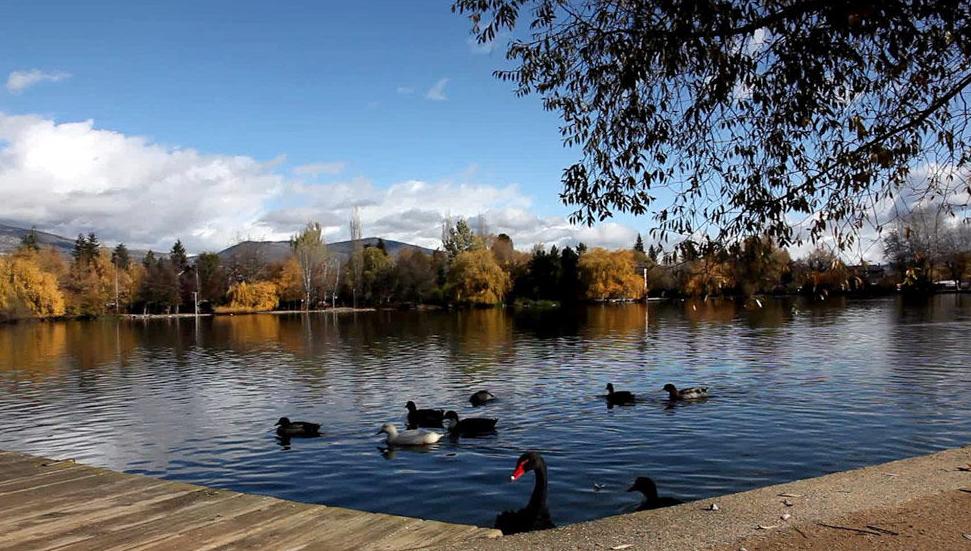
[425, 78, 449, 101]
[0, 113, 644, 253]
[292, 161, 345, 177]
[6, 69, 71, 94]
[0, 113, 282, 251]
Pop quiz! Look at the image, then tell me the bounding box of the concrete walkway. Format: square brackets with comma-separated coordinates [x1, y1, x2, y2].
[434, 445, 971, 550]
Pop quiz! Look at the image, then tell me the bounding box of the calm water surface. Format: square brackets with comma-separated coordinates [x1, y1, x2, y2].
[2, 296, 970, 527]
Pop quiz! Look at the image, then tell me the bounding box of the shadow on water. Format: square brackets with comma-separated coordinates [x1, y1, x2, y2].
[1, 295, 971, 527]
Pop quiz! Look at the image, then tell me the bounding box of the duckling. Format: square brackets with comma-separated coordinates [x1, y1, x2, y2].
[662, 383, 708, 401]
[376, 423, 442, 446]
[274, 417, 321, 437]
[605, 383, 635, 405]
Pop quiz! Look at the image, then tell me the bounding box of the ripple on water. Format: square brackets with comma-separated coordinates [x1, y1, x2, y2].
[1, 296, 970, 527]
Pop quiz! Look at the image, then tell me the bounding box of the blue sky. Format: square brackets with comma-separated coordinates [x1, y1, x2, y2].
[0, 1, 646, 252]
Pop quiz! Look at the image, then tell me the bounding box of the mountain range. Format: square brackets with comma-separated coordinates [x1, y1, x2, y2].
[0, 223, 434, 263]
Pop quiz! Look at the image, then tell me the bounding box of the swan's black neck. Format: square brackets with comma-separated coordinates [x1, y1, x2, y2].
[526, 458, 549, 513]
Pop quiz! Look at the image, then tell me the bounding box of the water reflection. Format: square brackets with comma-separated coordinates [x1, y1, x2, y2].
[1, 296, 970, 528]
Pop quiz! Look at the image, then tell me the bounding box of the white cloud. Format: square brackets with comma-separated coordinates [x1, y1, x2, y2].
[6, 69, 71, 94]
[0, 113, 282, 252]
[425, 78, 449, 101]
[396, 86, 414, 95]
[292, 161, 345, 177]
[0, 113, 644, 253]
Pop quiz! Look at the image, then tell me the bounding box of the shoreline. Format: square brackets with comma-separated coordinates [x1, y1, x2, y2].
[434, 444, 971, 550]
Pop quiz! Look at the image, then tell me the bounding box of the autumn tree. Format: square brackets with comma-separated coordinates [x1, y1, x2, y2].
[19, 227, 39, 253]
[224, 281, 279, 311]
[195, 252, 226, 306]
[578, 248, 643, 301]
[447, 248, 510, 305]
[289, 222, 329, 309]
[361, 246, 395, 304]
[455, 1, 971, 250]
[0, 253, 66, 320]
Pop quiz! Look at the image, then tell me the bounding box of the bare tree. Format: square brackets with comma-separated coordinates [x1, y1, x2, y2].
[290, 222, 329, 310]
[348, 206, 364, 307]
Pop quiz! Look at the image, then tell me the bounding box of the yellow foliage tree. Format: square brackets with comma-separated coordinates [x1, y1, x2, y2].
[0, 254, 66, 320]
[579, 248, 644, 300]
[447, 249, 510, 305]
[276, 257, 304, 305]
[223, 281, 279, 311]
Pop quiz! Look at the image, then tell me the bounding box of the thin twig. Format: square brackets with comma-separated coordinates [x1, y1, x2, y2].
[816, 523, 882, 536]
[793, 526, 810, 539]
[866, 525, 900, 536]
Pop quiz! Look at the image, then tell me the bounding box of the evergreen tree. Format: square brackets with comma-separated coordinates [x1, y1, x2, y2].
[72, 234, 87, 264]
[111, 243, 131, 270]
[634, 233, 645, 253]
[376, 238, 387, 253]
[19, 227, 40, 252]
[170, 240, 188, 272]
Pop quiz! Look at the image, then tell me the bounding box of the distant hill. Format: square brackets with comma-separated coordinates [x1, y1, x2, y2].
[0, 223, 153, 260]
[216, 237, 435, 264]
[0, 223, 76, 256]
[0, 223, 434, 264]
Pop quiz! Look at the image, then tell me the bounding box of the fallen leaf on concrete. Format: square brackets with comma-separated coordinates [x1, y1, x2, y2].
[963, 534, 971, 541]
[778, 493, 802, 498]
[706, 503, 720, 511]
[758, 524, 780, 530]
[883, 473, 899, 477]
[610, 545, 633, 550]
[781, 513, 792, 521]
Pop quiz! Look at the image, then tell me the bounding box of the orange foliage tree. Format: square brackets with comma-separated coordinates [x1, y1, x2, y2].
[579, 248, 644, 300]
[0, 253, 66, 320]
[224, 281, 279, 311]
[447, 249, 510, 305]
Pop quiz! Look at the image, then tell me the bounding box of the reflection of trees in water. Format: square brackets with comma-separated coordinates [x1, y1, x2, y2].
[0, 321, 68, 381]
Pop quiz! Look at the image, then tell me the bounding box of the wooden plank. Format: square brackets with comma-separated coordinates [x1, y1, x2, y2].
[0, 479, 185, 534]
[0, 450, 502, 551]
[128, 497, 299, 551]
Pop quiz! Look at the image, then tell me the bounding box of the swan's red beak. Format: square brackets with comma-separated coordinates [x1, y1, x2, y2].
[510, 462, 526, 481]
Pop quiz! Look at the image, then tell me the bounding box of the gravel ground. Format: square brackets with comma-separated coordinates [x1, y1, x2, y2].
[435, 445, 971, 551]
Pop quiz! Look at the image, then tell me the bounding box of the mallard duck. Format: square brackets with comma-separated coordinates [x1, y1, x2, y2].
[662, 383, 708, 400]
[469, 390, 496, 407]
[405, 401, 445, 428]
[495, 451, 555, 535]
[443, 411, 497, 436]
[274, 417, 321, 437]
[376, 423, 442, 446]
[605, 383, 635, 405]
[627, 477, 683, 510]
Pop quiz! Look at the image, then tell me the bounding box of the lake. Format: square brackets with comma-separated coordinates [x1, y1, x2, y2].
[2, 295, 970, 528]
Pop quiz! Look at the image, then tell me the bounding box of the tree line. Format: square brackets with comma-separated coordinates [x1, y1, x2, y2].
[2, 208, 969, 321]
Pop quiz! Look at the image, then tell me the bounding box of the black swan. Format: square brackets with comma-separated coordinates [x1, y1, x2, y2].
[627, 477, 683, 510]
[405, 401, 444, 428]
[443, 411, 497, 436]
[469, 390, 496, 407]
[274, 417, 321, 437]
[605, 383, 635, 405]
[662, 383, 708, 400]
[495, 451, 555, 535]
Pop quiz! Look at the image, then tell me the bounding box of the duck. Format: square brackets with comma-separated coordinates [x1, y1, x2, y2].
[443, 411, 497, 436]
[662, 383, 708, 401]
[605, 383, 635, 405]
[376, 423, 442, 446]
[495, 451, 555, 535]
[627, 477, 684, 511]
[405, 401, 445, 428]
[469, 390, 496, 407]
[274, 417, 321, 437]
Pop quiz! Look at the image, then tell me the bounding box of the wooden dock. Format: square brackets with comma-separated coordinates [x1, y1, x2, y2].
[0, 450, 501, 551]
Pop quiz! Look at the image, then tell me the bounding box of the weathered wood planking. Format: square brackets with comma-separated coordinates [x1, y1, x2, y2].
[0, 450, 501, 551]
